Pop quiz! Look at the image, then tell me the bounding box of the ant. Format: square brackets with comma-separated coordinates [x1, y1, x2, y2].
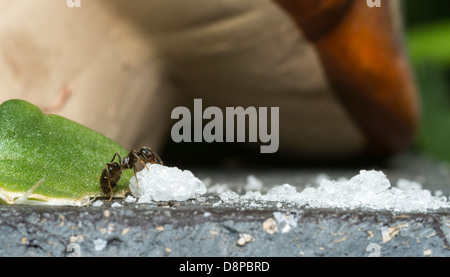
[100, 147, 163, 201]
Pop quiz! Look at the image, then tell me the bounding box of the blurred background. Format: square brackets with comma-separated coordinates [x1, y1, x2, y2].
[0, 0, 448, 169]
[405, 0, 450, 164]
[166, 0, 450, 167]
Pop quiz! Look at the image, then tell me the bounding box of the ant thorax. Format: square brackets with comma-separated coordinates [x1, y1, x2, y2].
[120, 155, 134, 170]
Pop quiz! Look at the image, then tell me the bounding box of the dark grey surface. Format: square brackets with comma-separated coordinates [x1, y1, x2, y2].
[0, 153, 449, 257]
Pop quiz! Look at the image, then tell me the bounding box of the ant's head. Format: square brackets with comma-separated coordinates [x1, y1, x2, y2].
[140, 147, 163, 165]
[106, 161, 121, 172]
[139, 147, 154, 160]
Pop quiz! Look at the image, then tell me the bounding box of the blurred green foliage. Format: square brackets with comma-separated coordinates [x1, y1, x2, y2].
[404, 0, 450, 28]
[408, 21, 450, 66]
[404, 1, 450, 161]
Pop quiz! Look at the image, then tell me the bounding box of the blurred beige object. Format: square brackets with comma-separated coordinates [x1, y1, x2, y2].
[0, 0, 417, 159]
[0, 0, 176, 150]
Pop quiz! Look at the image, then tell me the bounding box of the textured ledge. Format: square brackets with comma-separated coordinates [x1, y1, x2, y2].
[0, 153, 449, 257]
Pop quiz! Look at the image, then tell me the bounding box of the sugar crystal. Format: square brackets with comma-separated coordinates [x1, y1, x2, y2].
[125, 195, 136, 203]
[92, 200, 103, 207]
[224, 170, 450, 212]
[245, 175, 263, 191]
[219, 191, 239, 203]
[129, 164, 206, 202]
[93, 238, 107, 251]
[111, 202, 122, 208]
[273, 212, 297, 233]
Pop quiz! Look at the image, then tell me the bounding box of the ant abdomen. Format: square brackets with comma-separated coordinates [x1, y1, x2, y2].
[100, 162, 122, 196]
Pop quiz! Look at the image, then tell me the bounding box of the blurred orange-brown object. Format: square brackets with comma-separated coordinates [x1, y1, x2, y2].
[275, 0, 419, 157]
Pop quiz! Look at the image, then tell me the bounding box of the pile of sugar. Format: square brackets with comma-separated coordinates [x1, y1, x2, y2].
[217, 170, 450, 212]
[128, 165, 449, 212]
[129, 164, 206, 202]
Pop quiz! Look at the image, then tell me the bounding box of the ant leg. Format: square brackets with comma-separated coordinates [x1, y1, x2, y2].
[108, 182, 114, 201]
[131, 152, 149, 170]
[104, 164, 114, 201]
[110, 152, 122, 164]
[141, 159, 149, 170]
[134, 166, 139, 189]
[153, 153, 163, 165]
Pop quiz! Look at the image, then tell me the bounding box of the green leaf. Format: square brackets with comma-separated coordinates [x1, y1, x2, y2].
[407, 20, 450, 66]
[0, 99, 132, 205]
